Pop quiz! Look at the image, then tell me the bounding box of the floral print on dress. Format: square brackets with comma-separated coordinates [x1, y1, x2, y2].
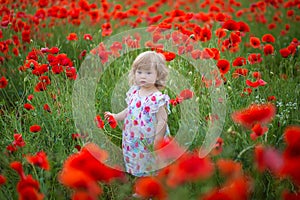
[122, 85, 170, 177]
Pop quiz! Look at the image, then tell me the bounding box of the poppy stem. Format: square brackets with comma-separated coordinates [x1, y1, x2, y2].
[234, 144, 255, 161]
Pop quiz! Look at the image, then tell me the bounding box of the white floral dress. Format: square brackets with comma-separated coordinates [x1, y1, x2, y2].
[122, 85, 170, 177]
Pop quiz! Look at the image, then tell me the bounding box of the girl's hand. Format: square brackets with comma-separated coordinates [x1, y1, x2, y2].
[104, 111, 115, 120]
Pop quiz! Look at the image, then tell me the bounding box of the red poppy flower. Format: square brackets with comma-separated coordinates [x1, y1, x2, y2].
[51, 65, 64, 74]
[283, 126, 300, 159]
[29, 125, 42, 133]
[237, 21, 250, 32]
[215, 28, 227, 38]
[288, 44, 296, 55]
[27, 94, 34, 101]
[246, 79, 266, 88]
[232, 68, 248, 78]
[215, 13, 226, 22]
[232, 57, 247, 67]
[282, 191, 300, 200]
[67, 33, 78, 41]
[26, 151, 50, 170]
[10, 161, 25, 179]
[231, 103, 276, 129]
[250, 37, 261, 48]
[47, 47, 60, 54]
[241, 88, 253, 96]
[102, 23, 112, 36]
[217, 59, 230, 75]
[21, 30, 31, 43]
[279, 48, 291, 58]
[191, 49, 201, 59]
[262, 34, 275, 43]
[108, 115, 117, 129]
[268, 23, 276, 30]
[66, 66, 77, 80]
[24, 103, 35, 110]
[154, 136, 185, 161]
[59, 143, 124, 197]
[95, 115, 104, 129]
[252, 71, 261, 79]
[211, 137, 223, 156]
[43, 104, 51, 113]
[0, 174, 6, 186]
[34, 82, 47, 92]
[166, 152, 214, 187]
[217, 159, 242, 177]
[0, 76, 8, 88]
[32, 64, 49, 76]
[250, 123, 268, 140]
[134, 177, 167, 200]
[222, 19, 239, 31]
[169, 96, 183, 106]
[248, 53, 262, 64]
[254, 145, 283, 174]
[39, 75, 51, 85]
[210, 48, 220, 60]
[162, 51, 176, 61]
[83, 34, 93, 41]
[263, 44, 274, 55]
[179, 89, 194, 100]
[267, 96, 276, 101]
[12, 133, 26, 147]
[79, 50, 87, 60]
[287, 10, 294, 17]
[199, 27, 212, 42]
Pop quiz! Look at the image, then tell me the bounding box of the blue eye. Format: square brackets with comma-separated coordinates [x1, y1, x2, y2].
[147, 72, 152, 75]
[137, 71, 142, 74]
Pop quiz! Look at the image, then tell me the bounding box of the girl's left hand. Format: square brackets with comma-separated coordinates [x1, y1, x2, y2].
[104, 111, 114, 120]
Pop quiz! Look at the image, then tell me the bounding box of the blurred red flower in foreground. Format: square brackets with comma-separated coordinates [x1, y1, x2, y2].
[163, 152, 214, 187]
[0, 76, 8, 88]
[95, 115, 104, 129]
[134, 177, 167, 200]
[281, 125, 300, 186]
[10, 161, 44, 200]
[202, 176, 252, 200]
[231, 103, 276, 129]
[26, 151, 50, 170]
[59, 143, 124, 199]
[217, 159, 242, 178]
[0, 174, 6, 186]
[254, 145, 283, 174]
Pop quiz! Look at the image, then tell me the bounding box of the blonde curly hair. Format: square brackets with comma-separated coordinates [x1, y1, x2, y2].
[128, 51, 168, 90]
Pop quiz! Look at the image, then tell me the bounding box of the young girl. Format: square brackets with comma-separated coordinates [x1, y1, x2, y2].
[104, 51, 170, 177]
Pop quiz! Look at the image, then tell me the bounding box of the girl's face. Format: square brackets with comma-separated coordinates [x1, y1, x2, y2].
[135, 65, 157, 89]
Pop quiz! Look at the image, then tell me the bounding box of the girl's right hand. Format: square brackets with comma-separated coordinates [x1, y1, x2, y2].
[104, 111, 114, 120]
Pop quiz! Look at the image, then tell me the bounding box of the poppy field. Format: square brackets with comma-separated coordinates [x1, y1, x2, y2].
[0, 0, 300, 199]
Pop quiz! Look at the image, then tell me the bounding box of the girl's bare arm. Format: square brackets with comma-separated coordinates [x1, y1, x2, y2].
[154, 106, 168, 146]
[104, 108, 128, 121]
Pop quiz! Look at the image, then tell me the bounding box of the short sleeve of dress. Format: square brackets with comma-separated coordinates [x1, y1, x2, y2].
[147, 93, 170, 114]
[125, 85, 139, 105]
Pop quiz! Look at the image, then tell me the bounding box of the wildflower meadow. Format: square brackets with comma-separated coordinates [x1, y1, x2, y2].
[0, 0, 300, 199]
